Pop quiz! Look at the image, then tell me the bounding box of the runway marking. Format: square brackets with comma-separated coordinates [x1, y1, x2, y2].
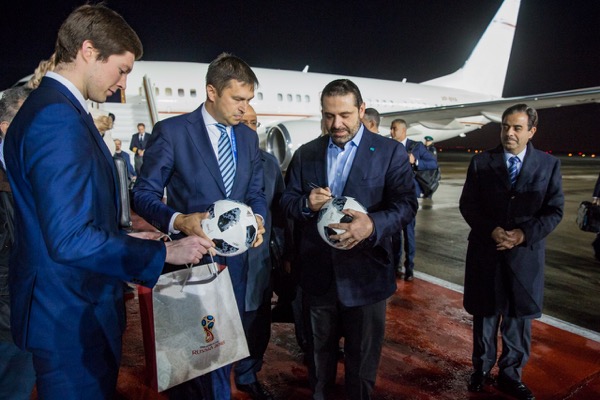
[414, 271, 600, 343]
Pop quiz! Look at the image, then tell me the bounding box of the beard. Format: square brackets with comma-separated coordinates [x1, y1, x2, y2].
[328, 123, 360, 148]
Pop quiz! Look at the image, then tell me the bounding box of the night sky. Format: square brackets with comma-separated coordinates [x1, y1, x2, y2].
[2, 0, 599, 152]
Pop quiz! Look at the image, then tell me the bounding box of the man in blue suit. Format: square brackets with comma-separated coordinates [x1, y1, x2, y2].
[129, 122, 151, 175]
[4, 5, 210, 399]
[390, 118, 438, 281]
[114, 138, 137, 181]
[280, 79, 417, 400]
[233, 105, 284, 399]
[132, 53, 267, 400]
[460, 104, 563, 400]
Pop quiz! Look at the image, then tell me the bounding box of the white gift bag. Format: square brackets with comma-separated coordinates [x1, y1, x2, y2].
[139, 262, 249, 392]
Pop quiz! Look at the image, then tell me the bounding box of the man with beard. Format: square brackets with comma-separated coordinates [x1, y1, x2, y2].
[280, 79, 417, 400]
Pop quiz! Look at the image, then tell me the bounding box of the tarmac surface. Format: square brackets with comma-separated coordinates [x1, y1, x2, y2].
[35, 151, 600, 399]
[416, 152, 600, 334]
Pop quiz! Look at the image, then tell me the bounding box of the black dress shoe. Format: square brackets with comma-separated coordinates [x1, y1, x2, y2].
[497, 376, 535, 400]
[404, 272, 414, 282]
[236, 381, 274, 400]
[467, 370, 491, 392]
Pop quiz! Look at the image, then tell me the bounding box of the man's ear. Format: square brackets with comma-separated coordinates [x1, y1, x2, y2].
[80, 40, 97, 63]
[206, 84, 217, 102]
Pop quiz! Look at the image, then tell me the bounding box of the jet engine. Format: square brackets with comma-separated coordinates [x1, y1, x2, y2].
[264, 120, 322, 171]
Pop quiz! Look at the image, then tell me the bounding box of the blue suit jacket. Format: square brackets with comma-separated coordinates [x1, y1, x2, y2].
[132, 105, 267, 310]
[459, 143, 563, 317]
[280, 131, 418, 307]
[245, 151, 284, 311]
[4, 77, 165, 351]
[129, 131, 151, 154]
[406, 138, 438, 197]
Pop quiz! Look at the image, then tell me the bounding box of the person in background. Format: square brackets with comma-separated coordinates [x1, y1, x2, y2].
[114, 138, 136, 181]
[280, 79, 417, 399]
[389, 119, 437, 281]
[591, 174, 600, 260]
[460, 104, 563, 400]
[130, 122, 151, 175]
[424, 135, 437, 157]
[0, 86, 35, 400]
[4, 5, 210, 398]
[234, 104, 284, 399]
[361, 107, 380, 133]
[25, 53, 56, 90]
[94, 114, 116, 155]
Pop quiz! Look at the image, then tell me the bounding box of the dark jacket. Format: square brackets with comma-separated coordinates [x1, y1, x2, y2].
[280, 131, 417, 307]
[459, 143, 564, 318]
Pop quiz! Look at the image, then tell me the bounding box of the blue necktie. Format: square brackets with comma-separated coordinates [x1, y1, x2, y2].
[508, 156, 520, 187]
[216, 124, 235, 197]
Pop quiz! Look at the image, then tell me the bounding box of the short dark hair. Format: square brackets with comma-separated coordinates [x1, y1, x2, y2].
[320, 79, 363, 108]
[363, 108, 380, 126]
[137, 123, 145, 128]
[502, 104, 538, 130]
[206, 53, 259, 95]
[391, 118, 407, 128]
[55, 4, 143, 64]
[0, 87, 32, 124]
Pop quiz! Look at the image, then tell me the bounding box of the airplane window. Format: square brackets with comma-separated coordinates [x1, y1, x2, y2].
[305, 95, 310, 102]
[257, 92, 263, 101]
[165, 88, 172, 96]
[178, 88, 184, 97]
[296, 94, 301, 102]
[190, 89, 197, 98]
[277, 93, 283, 102]
[154, 87, 160, 96]
[287, 94, 292, 102]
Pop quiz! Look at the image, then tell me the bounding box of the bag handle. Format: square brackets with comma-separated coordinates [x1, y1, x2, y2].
[180, 254, 220, 290]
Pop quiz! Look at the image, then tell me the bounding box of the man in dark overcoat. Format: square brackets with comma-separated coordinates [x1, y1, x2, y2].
[459, 104, 563, 400]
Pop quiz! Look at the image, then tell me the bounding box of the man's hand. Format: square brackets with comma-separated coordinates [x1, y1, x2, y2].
[308, 186, 333, 212]
[174, 212, 212, 240]
[408, 153, 416, 165]
[127, 231, 168, 241]
[492, 226, 524, 250]
[252, 214, 266, 248]
[165, 236, 213, 265]
[328, 209, 374, 250]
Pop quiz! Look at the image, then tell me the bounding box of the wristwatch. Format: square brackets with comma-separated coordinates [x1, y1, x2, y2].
[302, 197, 312, 214]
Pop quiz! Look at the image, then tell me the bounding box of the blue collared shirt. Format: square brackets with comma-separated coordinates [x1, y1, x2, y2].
[327, 125, 364, 197]
[201, 104, 236, 167]
[504, 147, 526, 174]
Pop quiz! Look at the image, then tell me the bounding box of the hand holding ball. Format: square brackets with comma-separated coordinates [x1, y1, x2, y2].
[201, 199, 258, 257]
[317, 196, 367, 249]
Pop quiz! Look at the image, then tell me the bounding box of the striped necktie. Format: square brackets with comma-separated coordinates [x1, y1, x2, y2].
[216, 123, 235, 197]
[508, 156, 520, 187]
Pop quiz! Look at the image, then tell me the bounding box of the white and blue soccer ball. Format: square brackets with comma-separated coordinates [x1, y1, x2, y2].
[317, 196, 367, 250]
[201, 199, 258, 257]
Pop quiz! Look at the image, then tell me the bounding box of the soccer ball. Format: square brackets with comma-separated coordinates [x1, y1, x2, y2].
[201, 199, 258, 257]
[317, 196, 367, 249]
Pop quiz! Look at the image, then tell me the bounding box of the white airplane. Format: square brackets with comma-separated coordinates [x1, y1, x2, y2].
[10, 0, 600, 169]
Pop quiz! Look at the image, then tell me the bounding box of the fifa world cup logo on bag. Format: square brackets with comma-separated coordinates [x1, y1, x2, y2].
[201, 315, 216, 343]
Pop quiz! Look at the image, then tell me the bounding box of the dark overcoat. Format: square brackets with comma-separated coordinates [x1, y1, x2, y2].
[459, 143, 563, 318]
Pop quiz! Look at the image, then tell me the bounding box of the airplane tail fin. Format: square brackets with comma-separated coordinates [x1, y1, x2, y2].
[422, 0, 520, 97]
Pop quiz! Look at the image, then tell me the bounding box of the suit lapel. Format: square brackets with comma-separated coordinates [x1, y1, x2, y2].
[514, 143, 538, 191]
[344, 132, 375, 195]
[313, 136, 330, 188]
[488, 145, 512, 190]
[184, 107, 227, 196]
